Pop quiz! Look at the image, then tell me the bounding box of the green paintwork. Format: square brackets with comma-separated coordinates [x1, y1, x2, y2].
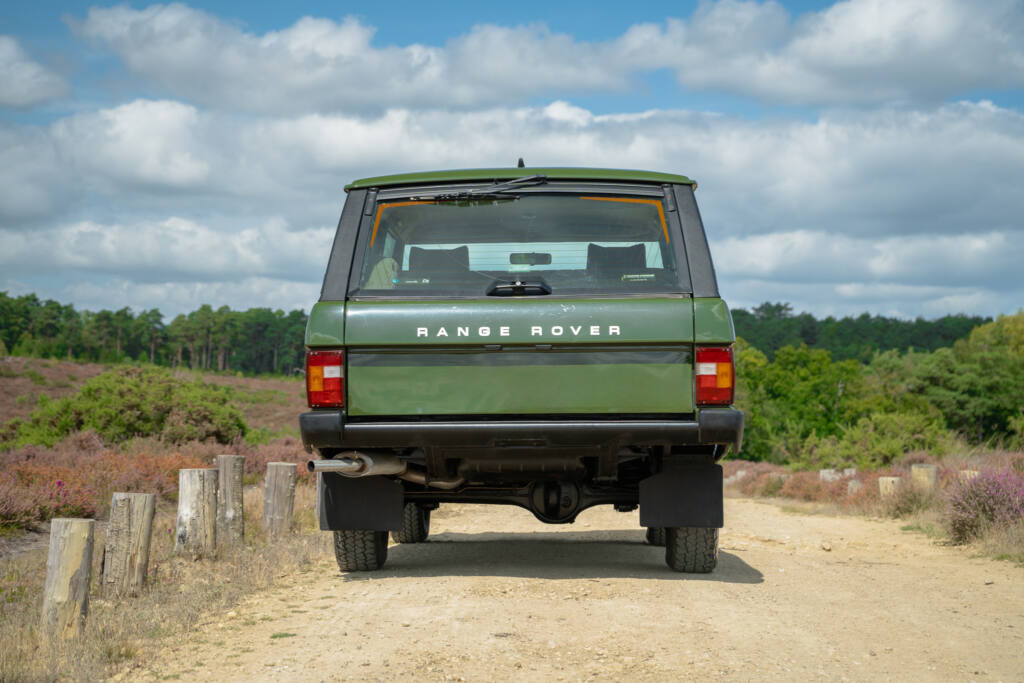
[345, 298, 694, 346]
[693, 298, 735, 344]
[348, 361, 692, 415]
[305, 301, 345, 347]
[345, 167, 695, 191]
[344, 297, 695, 415]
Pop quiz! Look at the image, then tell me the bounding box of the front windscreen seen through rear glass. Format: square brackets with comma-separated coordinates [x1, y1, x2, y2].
[355, 195, 686, 296]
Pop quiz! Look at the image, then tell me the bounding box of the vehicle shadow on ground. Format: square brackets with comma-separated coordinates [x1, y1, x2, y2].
[342, 530, 763, 583]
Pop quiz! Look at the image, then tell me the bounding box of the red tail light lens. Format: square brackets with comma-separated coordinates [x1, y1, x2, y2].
[306, 350, 344, 408]
[696, 346, 734, 405]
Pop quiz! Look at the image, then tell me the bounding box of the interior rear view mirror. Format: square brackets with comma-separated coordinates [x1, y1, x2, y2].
[510, 252, 552, 266]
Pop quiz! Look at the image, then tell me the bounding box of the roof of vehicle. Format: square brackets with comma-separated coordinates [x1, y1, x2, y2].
[345, 167, 695, 191]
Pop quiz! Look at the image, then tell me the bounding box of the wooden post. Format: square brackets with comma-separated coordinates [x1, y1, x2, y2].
[878, 476, 901, 498]
[175, 468, 217, 558]
[263, 462, 297, 538]
[102, 493, 155, 597]
[42, 518, 94, 638]
[216, 454, 245, 547]
[911, 464, 938, 493]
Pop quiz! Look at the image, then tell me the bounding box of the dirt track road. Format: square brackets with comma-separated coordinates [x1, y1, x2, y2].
[144, 499, 1024, 682]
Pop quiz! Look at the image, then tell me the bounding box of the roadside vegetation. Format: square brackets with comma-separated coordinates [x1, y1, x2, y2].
[0, 363, 308, 532]
[0, 358, 318, 680]
[728, 309, 1024, 564]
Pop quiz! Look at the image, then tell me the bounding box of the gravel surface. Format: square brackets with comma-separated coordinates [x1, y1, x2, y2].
[140, 498, 1024, 681]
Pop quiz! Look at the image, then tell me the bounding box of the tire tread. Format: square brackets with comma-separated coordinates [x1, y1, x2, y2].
[391, 503, 430, 544]
[665, 526, 719, 573]
[645, 527, 666, 546]
[333, 530, 388, 572]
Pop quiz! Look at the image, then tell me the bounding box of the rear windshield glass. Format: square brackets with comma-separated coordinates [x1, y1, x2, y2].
[354, 194, 686, 297]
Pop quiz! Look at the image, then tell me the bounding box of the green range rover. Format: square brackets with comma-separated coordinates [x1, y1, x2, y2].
[300, 167, 743, 573]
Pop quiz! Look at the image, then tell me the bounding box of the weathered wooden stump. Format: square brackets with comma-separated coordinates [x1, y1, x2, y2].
[819, 469, 840, 482]
[878, 476, 901, 497]
[959, 470, 980, 481]
[42, 518, 94, 638]
[263, 462, 297, 538]
[175, 468, 217, 558]
[102, 492, 155, 597]
[216, 454, 246, 547]
[911, 464, 938, 493]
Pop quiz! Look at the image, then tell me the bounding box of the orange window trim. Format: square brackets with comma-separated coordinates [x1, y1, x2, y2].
[370, 201, 435, 246]
[580, 196, 669, 243]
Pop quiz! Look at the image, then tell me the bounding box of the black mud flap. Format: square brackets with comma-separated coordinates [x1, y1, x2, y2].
[639, 464, 723, 528]
[317, 473, 404, 531]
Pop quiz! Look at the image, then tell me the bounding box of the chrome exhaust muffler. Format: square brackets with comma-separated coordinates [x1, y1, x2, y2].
[307, 451, 464, 490]
[307, 451, 406, 476]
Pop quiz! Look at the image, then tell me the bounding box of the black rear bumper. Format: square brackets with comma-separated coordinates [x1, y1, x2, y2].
[300, 408, 743, 453]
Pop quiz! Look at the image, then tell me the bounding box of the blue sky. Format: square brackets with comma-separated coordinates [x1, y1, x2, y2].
[2, 0, 1023, 319]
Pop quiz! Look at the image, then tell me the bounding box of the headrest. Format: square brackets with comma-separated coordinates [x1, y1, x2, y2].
[587, 243, 646, 271]
[408, 246, 470, 273]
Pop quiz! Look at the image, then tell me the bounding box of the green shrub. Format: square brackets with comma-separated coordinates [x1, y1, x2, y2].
[1, 367, 246, 448]
[800, 411, 959, 469]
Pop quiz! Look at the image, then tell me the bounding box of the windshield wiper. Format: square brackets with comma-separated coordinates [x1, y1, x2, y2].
[485, 278, 552, 297]
[424, 174, 548, 201]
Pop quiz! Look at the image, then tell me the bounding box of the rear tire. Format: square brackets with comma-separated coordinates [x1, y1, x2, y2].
[665, 527, 719, 573]
[645, 527, 666, 546]
[391, 503, 430, 544]
[333, 530, 388, 572]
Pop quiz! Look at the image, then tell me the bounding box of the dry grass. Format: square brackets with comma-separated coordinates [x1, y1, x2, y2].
[982, 521, 1024, 566]
[0, 482, 329, 681]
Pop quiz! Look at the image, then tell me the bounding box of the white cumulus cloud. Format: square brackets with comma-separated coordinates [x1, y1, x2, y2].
[0, 217, 332, 283]
[70, 1, 1024, 113]
[51, 100, 211, 190]
[0, 36, 69, 109]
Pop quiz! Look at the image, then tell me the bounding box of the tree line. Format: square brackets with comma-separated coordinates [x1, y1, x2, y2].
[0, 292, 307, 375]
[0, 291, 1006, 379]
[732, 302, 990, 361]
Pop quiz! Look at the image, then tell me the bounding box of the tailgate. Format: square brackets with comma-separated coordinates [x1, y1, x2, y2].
[344, 298, 694, 416]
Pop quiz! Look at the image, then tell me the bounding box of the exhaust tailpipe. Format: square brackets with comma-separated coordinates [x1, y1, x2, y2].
[306, 458, 363, 474]
[307, 451, 405, 476]
[307, 451, 464, 490]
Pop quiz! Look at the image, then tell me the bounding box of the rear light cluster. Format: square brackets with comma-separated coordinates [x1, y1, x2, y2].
[306, 350, 344, 408]
[696, 346, 734, 405]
